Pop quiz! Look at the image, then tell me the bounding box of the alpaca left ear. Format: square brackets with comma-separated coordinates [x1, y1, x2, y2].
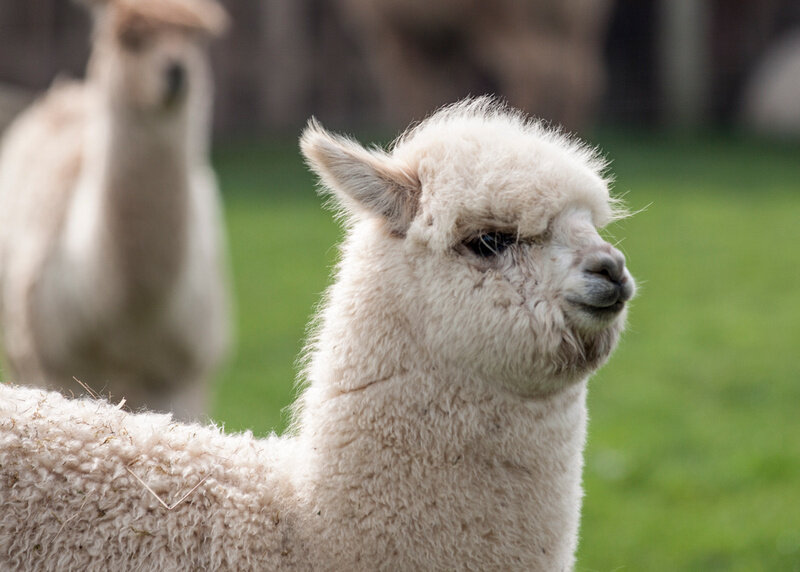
[300, 119, 420, 236]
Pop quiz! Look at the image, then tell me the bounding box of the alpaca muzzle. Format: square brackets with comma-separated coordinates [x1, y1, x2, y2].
[569, 246, 635, 317]
[163, 61, 187, 107]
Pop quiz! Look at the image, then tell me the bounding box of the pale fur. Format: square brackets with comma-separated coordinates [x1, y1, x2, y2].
[0, 0, 230, 420]
[0, 98, 635, 570]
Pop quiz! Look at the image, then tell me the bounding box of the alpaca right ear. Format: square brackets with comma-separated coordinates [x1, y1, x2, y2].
[300, 120, 420, 236]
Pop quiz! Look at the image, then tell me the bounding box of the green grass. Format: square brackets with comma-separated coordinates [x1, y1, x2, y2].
[577, 132, 800, 571]
[211, 131, 800, 570]
[211, 140, 342, 434]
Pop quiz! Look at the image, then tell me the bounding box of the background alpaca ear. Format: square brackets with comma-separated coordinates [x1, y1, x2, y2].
[301, 120, 420, 236]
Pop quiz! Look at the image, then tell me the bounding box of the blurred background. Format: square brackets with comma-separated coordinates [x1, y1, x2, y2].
[2, 1, 800, 570]
[4, 0, 800, 134]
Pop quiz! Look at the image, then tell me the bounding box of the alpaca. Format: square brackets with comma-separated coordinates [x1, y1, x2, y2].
[0, 0, 230, 420]
[0, 98, 635, 570]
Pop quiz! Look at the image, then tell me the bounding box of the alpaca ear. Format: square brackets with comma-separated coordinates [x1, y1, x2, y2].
[300, 120, 420, 236]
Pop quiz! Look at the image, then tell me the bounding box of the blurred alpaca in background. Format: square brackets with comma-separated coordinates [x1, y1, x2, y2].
[0, 0, 231, 420]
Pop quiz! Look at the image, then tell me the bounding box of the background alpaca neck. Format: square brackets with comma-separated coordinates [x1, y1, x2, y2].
[100, 107, 191, 310]
[61, 94, 200, 316]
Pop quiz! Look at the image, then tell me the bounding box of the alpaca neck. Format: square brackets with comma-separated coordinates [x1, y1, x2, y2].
[300, 346, 587, 568]
[64, 94, 200, 315]
[102, 108, 190, 308]
[296, 249, 588, 567]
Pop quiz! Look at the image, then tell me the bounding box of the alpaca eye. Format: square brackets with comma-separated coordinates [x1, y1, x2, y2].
[463, 232, 516, 257]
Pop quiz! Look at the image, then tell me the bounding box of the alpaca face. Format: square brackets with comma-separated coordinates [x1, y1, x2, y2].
[87, 0, 226, 116]
[302, 99, 635, 398]
[402, 202, 634, 397]
[106, 27, 205, 114]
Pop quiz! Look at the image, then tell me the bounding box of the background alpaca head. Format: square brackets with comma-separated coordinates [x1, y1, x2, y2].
[302, 98, 635, 398]
[79, 0, 228, 119]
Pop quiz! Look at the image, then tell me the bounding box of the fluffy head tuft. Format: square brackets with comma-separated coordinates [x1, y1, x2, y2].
[78, 0, 229, 38]
[302, 97, 625, 241]
[396, 97, 610, 175]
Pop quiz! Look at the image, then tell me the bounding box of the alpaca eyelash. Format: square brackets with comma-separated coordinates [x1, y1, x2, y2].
[463, 231, 518, 257]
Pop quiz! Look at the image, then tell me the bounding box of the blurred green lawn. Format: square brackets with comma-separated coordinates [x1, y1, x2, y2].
[211, 131, 800, 571]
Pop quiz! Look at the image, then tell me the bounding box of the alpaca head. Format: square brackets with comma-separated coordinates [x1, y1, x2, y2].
[80, 0, 227, 118]
[302, 99, 635, 398]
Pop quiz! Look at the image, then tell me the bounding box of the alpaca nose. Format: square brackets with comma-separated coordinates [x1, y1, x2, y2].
[164, 61, 186, 103]
[581, 247, 634, 306]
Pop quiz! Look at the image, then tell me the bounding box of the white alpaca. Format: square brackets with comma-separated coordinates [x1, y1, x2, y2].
[0, 98, 635, 570]
[0, 0, 230, 420]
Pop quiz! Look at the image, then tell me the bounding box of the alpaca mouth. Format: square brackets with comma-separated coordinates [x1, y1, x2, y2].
[574, 299, 626, 318]
[565, 291, 628, 324]
[568, 271, 633, 321]
[163, 86, 187, 110]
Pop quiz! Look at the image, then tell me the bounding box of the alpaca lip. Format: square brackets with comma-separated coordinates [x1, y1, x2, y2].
[568, 298, 626, 318]
[580, 300, 625, 315]
[163, 85, 187, 109]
